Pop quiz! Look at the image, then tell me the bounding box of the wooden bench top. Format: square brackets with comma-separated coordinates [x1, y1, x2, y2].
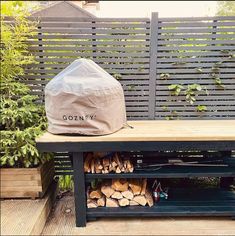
[36, 120, 235, 143]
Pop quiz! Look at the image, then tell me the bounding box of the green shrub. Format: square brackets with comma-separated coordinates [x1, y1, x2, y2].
[0, 5, 50, 168]
[59, 175, 74, 191]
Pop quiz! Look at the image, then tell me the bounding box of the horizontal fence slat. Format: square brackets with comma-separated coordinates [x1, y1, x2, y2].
[28, 46, 150, 52]
[157, 45, 235, 51]
[4, 16, 150, 22]
[34, 17, 151, 22]
[28, 57, 150, 63]
[36, 34, 149, 40]
[156, 62, 235, 68]
[155, 111, 235, 115]
[155, 90, 235, 96]
[156, 101, 235, 106]
[33, 52, 150, 57]
[157, 58, 235, 63]
[157, 51, 235, 57]
[158, 34, 235, 40]
[39, 22, 150, 28]
[158, 16, 235, 22]
[156, 68, 235, 73]
[38, 28, 150, 34]
[23, 74, 150, 80]
[26, 63, 150, 70]
[157, 84, 235, 90]
[28, 40, 150, 46]
[158, 28, 235, 34]
[25, 68, 149, 74]
[157, 79, 235, 85]
[158, 21, 235, 28]
[158, 38, 235, 45]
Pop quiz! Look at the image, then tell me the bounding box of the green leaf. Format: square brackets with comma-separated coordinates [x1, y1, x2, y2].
[113, 73, 122, 80]
[196, 67, 203, 73]
[220, 50, 230, 54]
[197, 105, 207, 112]
[215, 61, 223, 66]
[160, 73, 170, 79]
[211, 67, 220, 72]
[127, 85, 135, 91]
[162, 106, 168, 111]
[168, 84, 177, 90]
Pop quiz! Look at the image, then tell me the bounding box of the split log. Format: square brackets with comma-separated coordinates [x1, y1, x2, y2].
[84, 152, 134, 174]
[129, 179, 142, 195]
[97, 196, 105, 207]
[129, 200, 139, 206]
[126, 160, 134, 173]
[116, 166, 121, 173]
[89, 189, 102, 199]
[91, 159, 95, 174]
[140, 179, 147, 195]
[112, 179, 129, 192]
[102, 157, 110, 168]
[84, 153, 93, 173]
[101, 185, 115, 198]
[94, 159, 103, 173]
[111, 191, 123, 200]
[145, 188, 154, 207]
[122, 190, 134, 200]
[102, 167, 109, 174]
[113, 153, 123, 169]
[95, 168, 102, 174]
[111, 160, 118, 168]
[118, 198, 129, 207]
[98, 165, 103, 170]
[106, 198, 119, 207]
[123, 160, 127, 169]
[111, 166, 117, 173]
[108, 163, 114, 172]
[133, 195, 147, 206]
[87, 199, 98, 208]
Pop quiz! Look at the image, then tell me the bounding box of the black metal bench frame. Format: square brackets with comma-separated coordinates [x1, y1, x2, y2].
[37, 140, 235, 227]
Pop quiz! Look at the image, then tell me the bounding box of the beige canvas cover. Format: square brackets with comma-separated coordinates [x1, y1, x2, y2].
[45, 59, 126, 135]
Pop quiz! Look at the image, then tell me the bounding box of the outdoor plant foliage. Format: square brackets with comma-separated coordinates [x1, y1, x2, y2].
[0, 2, 50, 168]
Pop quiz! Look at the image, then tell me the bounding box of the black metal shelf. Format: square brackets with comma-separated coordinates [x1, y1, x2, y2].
[87, 188, 235, 218]
[85, 166, 235, 180]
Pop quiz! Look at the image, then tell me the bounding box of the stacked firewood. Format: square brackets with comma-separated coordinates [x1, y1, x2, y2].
[84, 152, 134, 174]
[87, 178, 154, 208]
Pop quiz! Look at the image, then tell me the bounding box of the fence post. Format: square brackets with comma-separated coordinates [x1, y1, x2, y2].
[37, 20, 45, 104]
[148, 12, 159, 119]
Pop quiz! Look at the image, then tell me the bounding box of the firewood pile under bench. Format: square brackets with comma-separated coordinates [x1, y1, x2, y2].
[36, 120, 235, 227]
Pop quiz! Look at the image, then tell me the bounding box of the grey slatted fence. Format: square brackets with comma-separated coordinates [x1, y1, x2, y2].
[25, 17, 151, 120]
[154, 15, 235, 119]
[4, 14, 235, 175]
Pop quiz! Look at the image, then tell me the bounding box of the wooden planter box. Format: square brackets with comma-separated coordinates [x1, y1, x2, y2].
[0, 160, 54, 199]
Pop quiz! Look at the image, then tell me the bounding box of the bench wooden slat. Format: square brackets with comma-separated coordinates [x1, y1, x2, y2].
[36, 120, 235, 143]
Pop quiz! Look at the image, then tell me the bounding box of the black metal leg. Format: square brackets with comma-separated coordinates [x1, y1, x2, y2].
[220, 151, 234, 188]
[73, 152, 86, 227]
[220, 177, 234, 188]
